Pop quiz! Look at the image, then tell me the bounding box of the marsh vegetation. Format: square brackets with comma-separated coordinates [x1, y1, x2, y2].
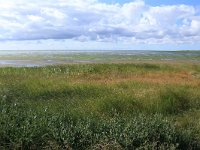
[0, 61, 200, 149]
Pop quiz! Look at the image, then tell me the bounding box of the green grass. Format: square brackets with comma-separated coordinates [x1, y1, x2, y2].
[0, 62, 200, 149]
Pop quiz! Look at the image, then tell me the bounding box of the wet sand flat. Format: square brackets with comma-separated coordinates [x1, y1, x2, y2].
[0, 50, 199, 67]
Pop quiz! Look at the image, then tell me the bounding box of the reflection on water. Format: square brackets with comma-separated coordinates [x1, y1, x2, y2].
[0, 59, 97, 67]
[0, 60, 46, 67]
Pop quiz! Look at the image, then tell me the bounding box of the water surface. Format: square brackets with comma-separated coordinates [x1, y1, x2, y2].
[0, 50, 199, 67]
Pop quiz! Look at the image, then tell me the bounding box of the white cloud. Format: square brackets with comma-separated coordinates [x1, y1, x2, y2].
[0, 0, 199, 44]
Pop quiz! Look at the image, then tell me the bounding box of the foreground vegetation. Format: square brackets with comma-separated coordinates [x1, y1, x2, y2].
[0, 62, 200, 149]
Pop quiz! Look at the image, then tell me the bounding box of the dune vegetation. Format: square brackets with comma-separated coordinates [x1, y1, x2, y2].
[0, 62, 200, 149]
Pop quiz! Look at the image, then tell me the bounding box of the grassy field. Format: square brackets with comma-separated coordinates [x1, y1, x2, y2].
[0, 61, 200, 149]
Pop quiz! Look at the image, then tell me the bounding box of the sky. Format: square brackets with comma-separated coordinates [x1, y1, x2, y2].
[0, 0, 200, 50]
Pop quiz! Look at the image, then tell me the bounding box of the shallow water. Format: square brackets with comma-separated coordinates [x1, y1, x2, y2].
[0, 59, 97, 67]
[0, 50, 199, 67]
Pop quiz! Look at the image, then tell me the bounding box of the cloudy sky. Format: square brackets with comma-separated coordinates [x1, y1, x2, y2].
[0, 0, 199, 50]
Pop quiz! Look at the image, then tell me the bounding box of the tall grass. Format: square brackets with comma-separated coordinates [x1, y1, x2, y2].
[0, 62, 200, 149]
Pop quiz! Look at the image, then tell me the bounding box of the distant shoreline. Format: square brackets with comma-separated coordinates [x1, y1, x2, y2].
[0, 50, 199, 67]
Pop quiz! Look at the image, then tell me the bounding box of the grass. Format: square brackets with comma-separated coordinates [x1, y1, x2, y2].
[0, 62, 200, 149]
